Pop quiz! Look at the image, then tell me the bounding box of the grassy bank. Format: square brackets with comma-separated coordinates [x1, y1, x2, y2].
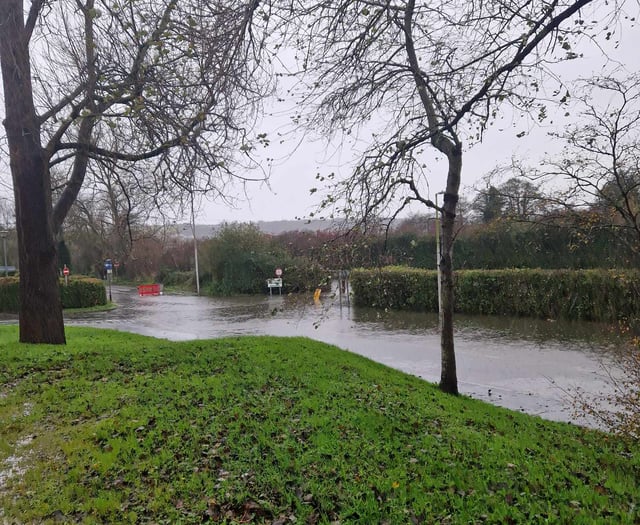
[0, 327, 638, 524]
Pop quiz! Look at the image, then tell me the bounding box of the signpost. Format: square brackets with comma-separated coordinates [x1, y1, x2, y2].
[1, 231, 7, 277]
[63, 264, 69, 286]
[267, 278, 283, 295]
[337, 269, 350, 309]
[104, 259, 113, 302]
[268, 269, 283, 296]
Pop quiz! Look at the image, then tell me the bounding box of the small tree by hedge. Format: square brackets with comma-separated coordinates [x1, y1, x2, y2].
[199, 223, 330, 295]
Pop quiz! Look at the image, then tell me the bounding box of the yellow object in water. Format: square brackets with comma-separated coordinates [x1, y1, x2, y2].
[313, 288, 321, 301]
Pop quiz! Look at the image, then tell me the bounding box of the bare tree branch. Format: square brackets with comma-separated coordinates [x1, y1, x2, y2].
[25, 0, 46, 42]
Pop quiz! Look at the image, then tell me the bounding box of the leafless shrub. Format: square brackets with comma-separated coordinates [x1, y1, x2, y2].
[573, 334, 640, 440]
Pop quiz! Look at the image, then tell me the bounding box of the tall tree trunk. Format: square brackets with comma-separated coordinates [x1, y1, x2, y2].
[439, 178, 460, 395]
[0, 0, 66, 344]
[404, 0, 460, 394]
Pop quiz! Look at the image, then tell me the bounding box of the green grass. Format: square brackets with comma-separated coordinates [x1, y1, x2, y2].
[64, 302, 118, 314]
[0, 327, 638, 524]
[0, 302, 117, 317]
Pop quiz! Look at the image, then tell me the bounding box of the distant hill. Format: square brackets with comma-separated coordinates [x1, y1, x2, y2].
[253, 219, 341, 235]
[176, 219, 343, 239]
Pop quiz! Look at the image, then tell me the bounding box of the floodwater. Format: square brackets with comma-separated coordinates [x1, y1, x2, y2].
[59, 285, 625, 428]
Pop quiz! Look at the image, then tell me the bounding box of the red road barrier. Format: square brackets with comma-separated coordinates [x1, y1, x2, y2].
[137, 283, 162, 296]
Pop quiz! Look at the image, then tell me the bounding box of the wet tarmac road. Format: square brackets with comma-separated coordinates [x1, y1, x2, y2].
[58, 285, 622, 427]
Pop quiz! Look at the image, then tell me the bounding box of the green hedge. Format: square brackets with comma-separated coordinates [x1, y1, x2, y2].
[0, 277, 19, 313]
[351, 266, 439, 311]
[60, 277, 108, 309]
[0, 276, 107, 313]
[350, 267, 640, 323]
[382, 222, 640, 270]
[155, 270, 196, 290]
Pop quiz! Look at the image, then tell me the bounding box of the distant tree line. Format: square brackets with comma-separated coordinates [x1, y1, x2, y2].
[36, 114, 640, 285]
[53, 197, 640, 290]
[386, 221, 639, 270]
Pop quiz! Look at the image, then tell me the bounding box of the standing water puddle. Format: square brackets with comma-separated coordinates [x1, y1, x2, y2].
[57, 285, 626, 428]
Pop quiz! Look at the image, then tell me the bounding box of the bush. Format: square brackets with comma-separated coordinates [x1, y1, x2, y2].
[351, 266, 640, 324]
[199, 223, 281, 295]
[380, 221, 640, 270]
[279, 261, 331, 293]
[200, 223, 330, 295]
[0, 276, 107, 312]
[350, 266, 438, 311]
[454, 269, 640, 322]
[60, 277, 108, 309]
[155, 269, 195, 290]
[573, 341, 640, 441]
[0, 277, 19, 313]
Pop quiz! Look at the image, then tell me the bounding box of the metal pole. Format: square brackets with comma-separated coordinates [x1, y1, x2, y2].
[190, 192, 200, 296]
[346, 272, 350, 307]
[1, 232, 7, 277]
[435, 192, 444, 330]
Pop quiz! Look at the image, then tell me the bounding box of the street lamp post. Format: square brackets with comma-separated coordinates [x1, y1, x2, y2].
[0, 231, 8, 277]
[190, 192, 200, 296]
[435, 191, 445, 330]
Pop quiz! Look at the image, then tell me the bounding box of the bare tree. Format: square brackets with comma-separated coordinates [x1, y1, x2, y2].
[60, 160, 153, 270]
[0, 0, 267, 343]
[540, 74, 640, 250]
[0, 196, 14, 231]
[471, 184, 506, 224]
[573, 343, 640, 441]
[281, 0, 610, 394]
[472, 173, 548, 223]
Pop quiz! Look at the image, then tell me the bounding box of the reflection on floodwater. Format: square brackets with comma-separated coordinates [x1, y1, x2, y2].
[10, 285, 625, 428]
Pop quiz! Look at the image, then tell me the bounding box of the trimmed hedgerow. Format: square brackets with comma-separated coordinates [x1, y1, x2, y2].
[350, 266, 640, 323]
[59, 277, 108, 309]
[351, 266, 439, 311]
[0, 277, 19, 313]
[0, 276, 107, 313]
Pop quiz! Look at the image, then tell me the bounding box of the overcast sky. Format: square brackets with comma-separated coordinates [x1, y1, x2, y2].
[199, 11, 640, 225]
[1, 6, 639, 226]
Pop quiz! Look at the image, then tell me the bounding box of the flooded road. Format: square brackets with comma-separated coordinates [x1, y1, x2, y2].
[60, 286, 623, 427]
